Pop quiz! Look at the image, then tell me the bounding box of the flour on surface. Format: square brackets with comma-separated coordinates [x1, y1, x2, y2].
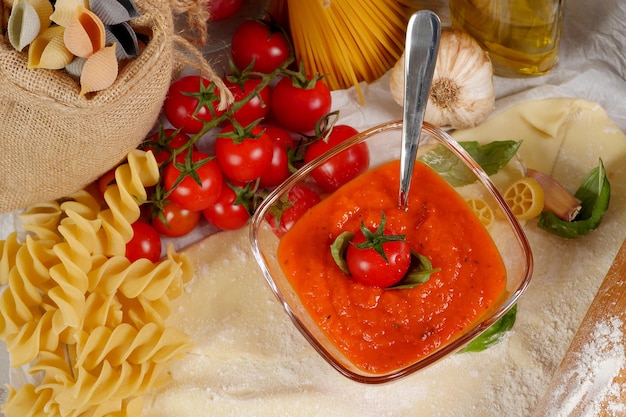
[542, 317, 625, 417]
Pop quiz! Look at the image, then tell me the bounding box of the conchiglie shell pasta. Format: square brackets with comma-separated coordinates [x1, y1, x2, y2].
[30, 0, 53, 28]
[65, 56, 87, 78]
[105, 21, 139, 59]
[79, 44, 118, 96]
[7, 0, 42, 51]
[28, 26, 73, 69]
[50, 0, 89, 27]
[64, 5, 105, 58]
[89, 0, 140, 25]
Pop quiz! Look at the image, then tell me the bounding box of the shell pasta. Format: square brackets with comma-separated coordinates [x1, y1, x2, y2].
[0, 150, 194, 417]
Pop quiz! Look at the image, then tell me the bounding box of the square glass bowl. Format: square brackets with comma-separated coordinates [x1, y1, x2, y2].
[249, 120, 533, 383]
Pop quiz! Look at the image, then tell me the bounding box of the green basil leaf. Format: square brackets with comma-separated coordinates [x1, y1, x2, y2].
[330, 231, 355, 274]
[390, 250, 440, 289]
[538, 159, 611, 239]
[460, 304, 517, 353]
[421, 140, 522, 187]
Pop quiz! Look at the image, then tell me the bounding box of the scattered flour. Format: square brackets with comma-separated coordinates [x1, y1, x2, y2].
[542, 317, 626, 417]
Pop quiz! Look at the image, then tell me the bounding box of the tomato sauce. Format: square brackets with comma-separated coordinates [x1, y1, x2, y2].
[277, 160, 507, 374]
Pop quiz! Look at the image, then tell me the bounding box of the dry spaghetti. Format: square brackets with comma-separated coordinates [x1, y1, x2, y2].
[269, 0, 416, 103]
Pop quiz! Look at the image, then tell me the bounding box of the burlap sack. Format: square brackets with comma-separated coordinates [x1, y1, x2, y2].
[0, 0, 217, 213]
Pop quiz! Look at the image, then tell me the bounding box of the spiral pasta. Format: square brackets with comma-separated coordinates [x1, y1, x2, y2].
[0, 149, 195, 417]
[0, 234, 19, 286]
[19, 201, 63, 243]
[99, 149, 160, 257]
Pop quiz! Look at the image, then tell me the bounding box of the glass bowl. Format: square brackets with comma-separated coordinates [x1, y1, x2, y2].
[249, 120, 533, 383]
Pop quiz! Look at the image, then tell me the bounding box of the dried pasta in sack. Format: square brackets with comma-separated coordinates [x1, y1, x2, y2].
[0, 150, 194, 417]
[0, 0, 230, 213]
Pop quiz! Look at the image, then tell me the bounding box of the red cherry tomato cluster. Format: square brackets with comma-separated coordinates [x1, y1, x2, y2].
[106, 17, 371, 262]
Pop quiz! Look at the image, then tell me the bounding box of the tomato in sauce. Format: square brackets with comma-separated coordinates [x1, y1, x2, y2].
[277, 160, 507, 374]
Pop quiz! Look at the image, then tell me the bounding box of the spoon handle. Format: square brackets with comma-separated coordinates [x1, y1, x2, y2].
[399, 10, 441, 209]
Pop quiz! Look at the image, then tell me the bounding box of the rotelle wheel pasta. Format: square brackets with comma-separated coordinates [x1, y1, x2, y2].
[0, 150, 194, 417]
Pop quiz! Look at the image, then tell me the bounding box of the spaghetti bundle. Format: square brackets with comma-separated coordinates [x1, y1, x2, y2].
[269, 0, 416, 102]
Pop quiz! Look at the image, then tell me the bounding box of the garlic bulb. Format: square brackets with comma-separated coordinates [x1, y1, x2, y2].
[390, 29, 495, 129]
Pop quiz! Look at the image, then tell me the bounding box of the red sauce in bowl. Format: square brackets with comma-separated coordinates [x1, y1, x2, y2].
[277, 160, 507, 374]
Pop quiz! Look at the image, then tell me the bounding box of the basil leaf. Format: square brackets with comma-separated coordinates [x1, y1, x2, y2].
[390, 250, 440, 289]
[420, 146, 474, 187]
[538, 159, 610, 239]
[330, 231, 355, 274]
[461, 140, 522, 176]
[460, 304, 517, 353]
[421, 140, 522, 187]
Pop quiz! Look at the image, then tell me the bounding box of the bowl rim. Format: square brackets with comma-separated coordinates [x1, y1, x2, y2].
[249, 119, 534, 383]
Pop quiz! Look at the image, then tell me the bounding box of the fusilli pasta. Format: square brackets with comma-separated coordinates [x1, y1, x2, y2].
[0, 150, 194, 417]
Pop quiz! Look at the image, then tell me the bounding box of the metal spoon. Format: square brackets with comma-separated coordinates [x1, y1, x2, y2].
[398, 10, 441, 209]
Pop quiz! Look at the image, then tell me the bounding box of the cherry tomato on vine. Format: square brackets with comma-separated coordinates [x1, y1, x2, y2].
[214, 124, 273, 183]
[142, 128, 194, 165]
[163, 151, 223, 211]
[346, 223, 411, 288]
[258, 125, 295, 188]
[303, 124, 369, 192]
[231, 19, 291, 74]
[203, 183, 251, 230]
[224, 77, 271, 127]
[271, 75, 332, 133]
[151, 200, 201, 238]
[207, 0, 244, 21]
[266, 184, 321, 236]
[164, 75, 225, 134]
[126, 221, 162, 263]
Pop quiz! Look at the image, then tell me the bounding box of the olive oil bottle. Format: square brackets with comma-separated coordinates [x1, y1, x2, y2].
[449, 0, 564, 77]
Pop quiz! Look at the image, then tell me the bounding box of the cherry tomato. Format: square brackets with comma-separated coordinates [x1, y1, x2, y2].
[203, 183, 251, 230]
[214, 125, 273, 183]
[224, 77, 271, 127]
[231, 19, 291, 74]
[141, 128, 194, 165]
[97, 167, 117, 197]
[151, 200, 201, 238]
[207, 0, 244, 20]
[163, 151, 223, 211]
[303, 125, 369, 192]
[126, 221, 162, 263]
[258, 125, 295, 188]
[266, 184, 321, 236]
[346, 226, 411, 288]
[164, 75, 224, 134]
[271, 75, 332, 133]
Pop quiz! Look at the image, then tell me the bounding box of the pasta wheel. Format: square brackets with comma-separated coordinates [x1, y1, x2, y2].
[466, 198, 495, 227]
[504, 177, 545, 220]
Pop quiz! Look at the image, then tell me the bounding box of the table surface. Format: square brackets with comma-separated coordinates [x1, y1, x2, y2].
[1, 0, 626, 415]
